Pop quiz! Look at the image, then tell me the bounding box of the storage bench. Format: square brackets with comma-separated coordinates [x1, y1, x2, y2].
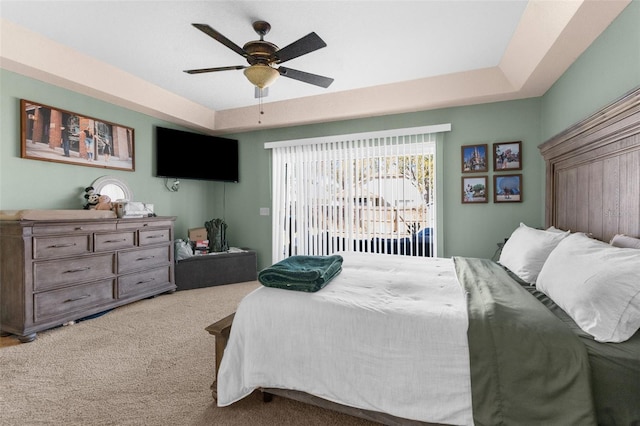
[175, 250, 257, 290]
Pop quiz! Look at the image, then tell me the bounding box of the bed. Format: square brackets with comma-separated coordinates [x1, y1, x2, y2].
[207, 86, 640, 425]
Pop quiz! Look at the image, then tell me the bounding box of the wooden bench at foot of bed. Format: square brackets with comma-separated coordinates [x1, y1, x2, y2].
[206, 313, 275, 403]
[206, 313, 235, 401]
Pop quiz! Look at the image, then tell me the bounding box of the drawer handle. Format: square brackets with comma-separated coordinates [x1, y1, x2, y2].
[136, 278, 156, 285]
[145, 235, 165, 239]
[49, 243, 77, 248]
[64, 267, 91, 273]
[136, 256, 155, 261]
[104, 238, 128, 243]
[64, 294, 91, 303]
[74, 227, 84, 231]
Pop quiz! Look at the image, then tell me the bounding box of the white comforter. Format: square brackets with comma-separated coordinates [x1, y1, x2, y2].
[217, 252, 473, 425]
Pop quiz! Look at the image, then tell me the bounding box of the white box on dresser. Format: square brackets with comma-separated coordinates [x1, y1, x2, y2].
[0, 216, 176, 342]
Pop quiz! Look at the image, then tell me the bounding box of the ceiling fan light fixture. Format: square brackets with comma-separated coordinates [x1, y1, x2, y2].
[243, 64, 279, 89]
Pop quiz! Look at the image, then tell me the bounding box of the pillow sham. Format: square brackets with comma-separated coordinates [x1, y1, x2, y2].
[536, 233, 640, 343]
[610, 234, 640, 249]
[498, 223, 569, 284]
[546, 226, 568, 233]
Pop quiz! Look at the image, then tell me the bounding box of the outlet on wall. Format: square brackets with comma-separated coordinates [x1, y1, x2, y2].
[259, 207, 270, 216]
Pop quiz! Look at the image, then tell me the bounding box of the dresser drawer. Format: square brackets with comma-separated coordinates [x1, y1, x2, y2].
[138, 228, 171, 246]
[34, 253, 115, 291]
[117, 219, 174, 230]
[118, 266, 171, 298]
[32, 222, 116, 235]
[33, 235, 91, 259]
[34, 279, 115, 322]
[94, 231, 135, 251]
[117, 246, 170, 274]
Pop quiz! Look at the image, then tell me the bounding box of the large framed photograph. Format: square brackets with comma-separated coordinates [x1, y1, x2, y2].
[20, 99, 135, 171]
[461, 144, 488, 173]
[462, 176, 488, 203]
[493, 141, 521, 171]
[494, 174, 522, 203]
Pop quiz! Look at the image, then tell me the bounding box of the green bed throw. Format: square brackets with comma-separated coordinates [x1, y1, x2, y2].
[454, 257, 596, 426]
[258, 255, 343, 292]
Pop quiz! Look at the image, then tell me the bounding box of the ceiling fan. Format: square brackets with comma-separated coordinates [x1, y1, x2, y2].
[184, 21, 334, 94]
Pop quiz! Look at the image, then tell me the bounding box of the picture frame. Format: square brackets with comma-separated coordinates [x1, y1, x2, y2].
[462, 176, 488, 203]
[493, 141, 521, 171]
[461, 144, 488, 173]
[494, 174, 523, 203]
[20, 99, 135, 171]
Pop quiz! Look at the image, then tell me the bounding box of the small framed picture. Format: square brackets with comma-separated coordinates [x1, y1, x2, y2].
[462, 176, 488, 203]
[494, 174, 523, 203]
[461, 144, 488, 173]
[493, 141, 522, 171]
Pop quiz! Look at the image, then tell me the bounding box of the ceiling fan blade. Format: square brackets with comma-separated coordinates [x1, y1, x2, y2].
[192, 23, 247, 57]
[275, 32, 327, 63]
[278, 66, 334, 88]
[184, 65, 246, 74]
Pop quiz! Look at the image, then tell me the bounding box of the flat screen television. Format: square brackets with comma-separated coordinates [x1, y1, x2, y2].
[155, 126, 239, 182]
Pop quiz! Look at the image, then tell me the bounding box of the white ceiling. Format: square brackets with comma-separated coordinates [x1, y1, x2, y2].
[0, 1, 631, 132]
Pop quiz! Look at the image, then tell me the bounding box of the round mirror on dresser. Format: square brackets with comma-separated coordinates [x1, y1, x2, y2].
[92, 175, 133, 201]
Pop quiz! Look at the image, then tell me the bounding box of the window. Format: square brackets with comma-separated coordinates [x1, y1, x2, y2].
[266, 125, 451, 263]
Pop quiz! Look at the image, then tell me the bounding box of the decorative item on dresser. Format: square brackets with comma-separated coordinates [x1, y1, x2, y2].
[0, 215, 176, 342]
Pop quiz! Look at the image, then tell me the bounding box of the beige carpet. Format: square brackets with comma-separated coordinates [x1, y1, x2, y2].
[0, 282, 374, 425]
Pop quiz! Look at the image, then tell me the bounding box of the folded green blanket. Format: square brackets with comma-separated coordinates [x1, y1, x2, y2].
[258, 255, 344, 292]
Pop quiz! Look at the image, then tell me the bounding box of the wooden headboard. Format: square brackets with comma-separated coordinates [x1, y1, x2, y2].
[539, 87, 640, 241]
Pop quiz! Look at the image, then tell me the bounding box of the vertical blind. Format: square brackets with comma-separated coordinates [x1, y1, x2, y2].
[265, 124, 451, 263]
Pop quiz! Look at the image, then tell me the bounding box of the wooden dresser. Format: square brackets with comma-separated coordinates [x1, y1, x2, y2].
[0, 216, 176, 342]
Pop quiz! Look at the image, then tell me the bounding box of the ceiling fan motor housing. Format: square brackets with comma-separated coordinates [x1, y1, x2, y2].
[243, 40, 278, 65]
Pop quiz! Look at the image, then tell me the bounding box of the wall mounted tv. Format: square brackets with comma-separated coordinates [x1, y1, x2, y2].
[155, 126, 239, 182]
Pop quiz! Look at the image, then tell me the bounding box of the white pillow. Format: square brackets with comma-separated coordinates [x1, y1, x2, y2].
[537, 233, 640, 343]
[610, 234, 640, 249]
[546, 226, 568, 233]
[498, 223, 569, 284]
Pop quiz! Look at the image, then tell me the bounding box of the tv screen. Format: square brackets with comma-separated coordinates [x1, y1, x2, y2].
[155, 126, 239, 182]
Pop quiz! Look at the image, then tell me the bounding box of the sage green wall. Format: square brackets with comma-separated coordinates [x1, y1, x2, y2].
[0, 69, 226, 240]
[1, 1, 637, 270]
[225, 98, 543, 267]
[541, 0, 640, 140]
[224, 0, 640, 269]
[0, 68, 542, 268]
